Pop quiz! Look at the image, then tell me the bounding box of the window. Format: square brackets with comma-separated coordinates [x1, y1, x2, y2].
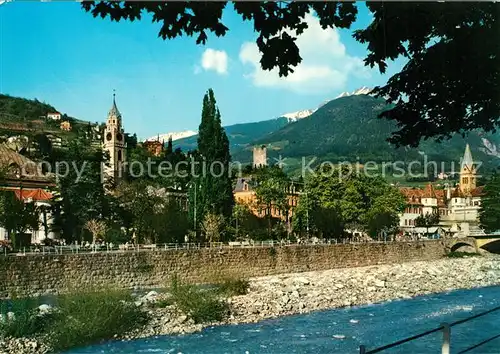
[117, 150, 122, 161]
[463, 177, 469, 184]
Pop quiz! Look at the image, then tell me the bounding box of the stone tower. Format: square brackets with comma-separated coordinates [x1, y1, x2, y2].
[103, 93, 126, 182]
[253, 145, 267, 168]
[459, 143, 476, 195]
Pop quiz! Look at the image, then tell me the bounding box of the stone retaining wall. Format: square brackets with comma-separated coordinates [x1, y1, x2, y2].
[0, 240, 446, 298]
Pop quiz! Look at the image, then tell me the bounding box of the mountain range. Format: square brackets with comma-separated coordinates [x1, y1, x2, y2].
[174, 90, 500, 175]
[172, 87, 376, 151]
[2, 90, 499, 177]
[167, 86, 374, 140]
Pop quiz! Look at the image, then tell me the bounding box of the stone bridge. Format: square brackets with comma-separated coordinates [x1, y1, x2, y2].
[446, 234, 500, 254]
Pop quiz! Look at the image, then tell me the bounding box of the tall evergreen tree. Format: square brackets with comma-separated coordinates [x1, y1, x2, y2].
[191, 89, 233, 237]
[166, 136, 173, 155]
[51, 138, 110, 244]
[480, 173, 500, 233]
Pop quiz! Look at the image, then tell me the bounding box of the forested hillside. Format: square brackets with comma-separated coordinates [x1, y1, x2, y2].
[173, 117, 290, 152]
[232, 95, 500, 173]
[0, 94, 57, 121]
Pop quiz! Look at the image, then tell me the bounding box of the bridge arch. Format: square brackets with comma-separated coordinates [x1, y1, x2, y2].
[478, 239, 500, 254]
[450, 241, 476, 253]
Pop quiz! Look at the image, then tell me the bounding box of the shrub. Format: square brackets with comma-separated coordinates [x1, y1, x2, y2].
[169, 275, 228, 324]
[447, 251, 481, 258]
[48, 288, 148, 352]
[216, 277, 250, 297]
[0, 298, 54, 338]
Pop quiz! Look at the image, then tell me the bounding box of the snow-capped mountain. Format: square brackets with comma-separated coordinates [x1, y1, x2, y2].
[281, 109, 316, 121]
[335, 86, 373, 99]
[480, 138, 500, 158]
[146, 130, 197, 142]
[281, 87, 374, 122]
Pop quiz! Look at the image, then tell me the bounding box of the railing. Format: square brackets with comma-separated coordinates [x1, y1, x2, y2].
[0, 238, 438, 257]
[359, 305, 500, 354]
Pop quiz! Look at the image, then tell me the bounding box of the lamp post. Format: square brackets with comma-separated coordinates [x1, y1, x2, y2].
[188, 180, 199, 239]
[306, 190, 310, 237]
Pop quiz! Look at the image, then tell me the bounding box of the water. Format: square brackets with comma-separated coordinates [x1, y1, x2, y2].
[67, 286, 500, 353]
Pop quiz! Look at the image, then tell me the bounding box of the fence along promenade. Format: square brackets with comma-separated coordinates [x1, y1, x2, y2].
[0, 238, 434, 257]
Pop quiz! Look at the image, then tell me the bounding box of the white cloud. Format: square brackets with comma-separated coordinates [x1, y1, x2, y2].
[200, 48, 228, 75]
[239, 13, 371, 94]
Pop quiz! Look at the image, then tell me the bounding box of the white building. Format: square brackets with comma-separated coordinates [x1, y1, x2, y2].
[1, 189, 58, 244]
[0, 144, 57, 244]
[399, 144, 484, 237]
[47, 112, 62, 120]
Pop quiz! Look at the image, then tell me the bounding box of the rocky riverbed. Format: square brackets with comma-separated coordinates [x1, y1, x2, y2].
[130, 254, 500, 338]
[2, 255, 500, 353]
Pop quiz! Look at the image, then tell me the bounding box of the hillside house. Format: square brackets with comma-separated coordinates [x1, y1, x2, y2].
[47, 112, 61, 120]
[60, 120, 72, 131]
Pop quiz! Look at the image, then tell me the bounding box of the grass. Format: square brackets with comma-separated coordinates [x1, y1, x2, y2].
[168, 275, 229, 324]
[0, 297, 54, 338]
[48, 288, 148, 352]
[0, 275, 250, 351]
[447, 251, 481, 258]
[0, 288, 148, 352]
[150, 297, 174, 308]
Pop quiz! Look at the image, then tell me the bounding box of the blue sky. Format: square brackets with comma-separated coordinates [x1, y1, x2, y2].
[0, 1, 405, 140]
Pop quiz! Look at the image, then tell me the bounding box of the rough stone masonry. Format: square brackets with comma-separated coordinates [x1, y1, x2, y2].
[0, 240, 446, 298]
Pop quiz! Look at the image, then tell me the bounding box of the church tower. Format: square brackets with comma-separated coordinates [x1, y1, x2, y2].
[459, 144, 476, 195]
[103, 93, 126, 182]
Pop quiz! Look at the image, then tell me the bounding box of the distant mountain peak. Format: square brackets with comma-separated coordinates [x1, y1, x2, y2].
[281, 109, 316, 122]
[279, 87, 373, 122]
[335, 86, 373, 99]
[146, 130, 197, 142]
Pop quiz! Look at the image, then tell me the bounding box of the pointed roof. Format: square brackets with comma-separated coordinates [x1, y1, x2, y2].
[14, 189, 53, 202]
[422, 183, 437, 198]
[108, 93, 121, 118]
[461, 144, 474, 171]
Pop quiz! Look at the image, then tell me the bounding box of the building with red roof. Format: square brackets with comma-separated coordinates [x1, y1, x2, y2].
[399, 144, 485, 237]
[0, 143, 57, 244]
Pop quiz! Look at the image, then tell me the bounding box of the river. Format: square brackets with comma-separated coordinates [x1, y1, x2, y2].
[66, 285, 500, 354]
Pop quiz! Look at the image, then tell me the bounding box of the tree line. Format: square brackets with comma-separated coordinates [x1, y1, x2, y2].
[1, 88, 500, 248]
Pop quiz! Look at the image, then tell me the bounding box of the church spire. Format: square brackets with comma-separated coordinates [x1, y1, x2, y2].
[459, 143, 476, 194]
[108, 90, 121, 118]
[461, 143, 474, 171]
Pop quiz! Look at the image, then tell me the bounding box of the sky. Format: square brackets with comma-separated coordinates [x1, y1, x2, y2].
[0, 1, 406, 140]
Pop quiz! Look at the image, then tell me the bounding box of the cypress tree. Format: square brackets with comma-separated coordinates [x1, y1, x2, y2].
[166, 136, 173, 155]
[191, 89, 234, 237]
